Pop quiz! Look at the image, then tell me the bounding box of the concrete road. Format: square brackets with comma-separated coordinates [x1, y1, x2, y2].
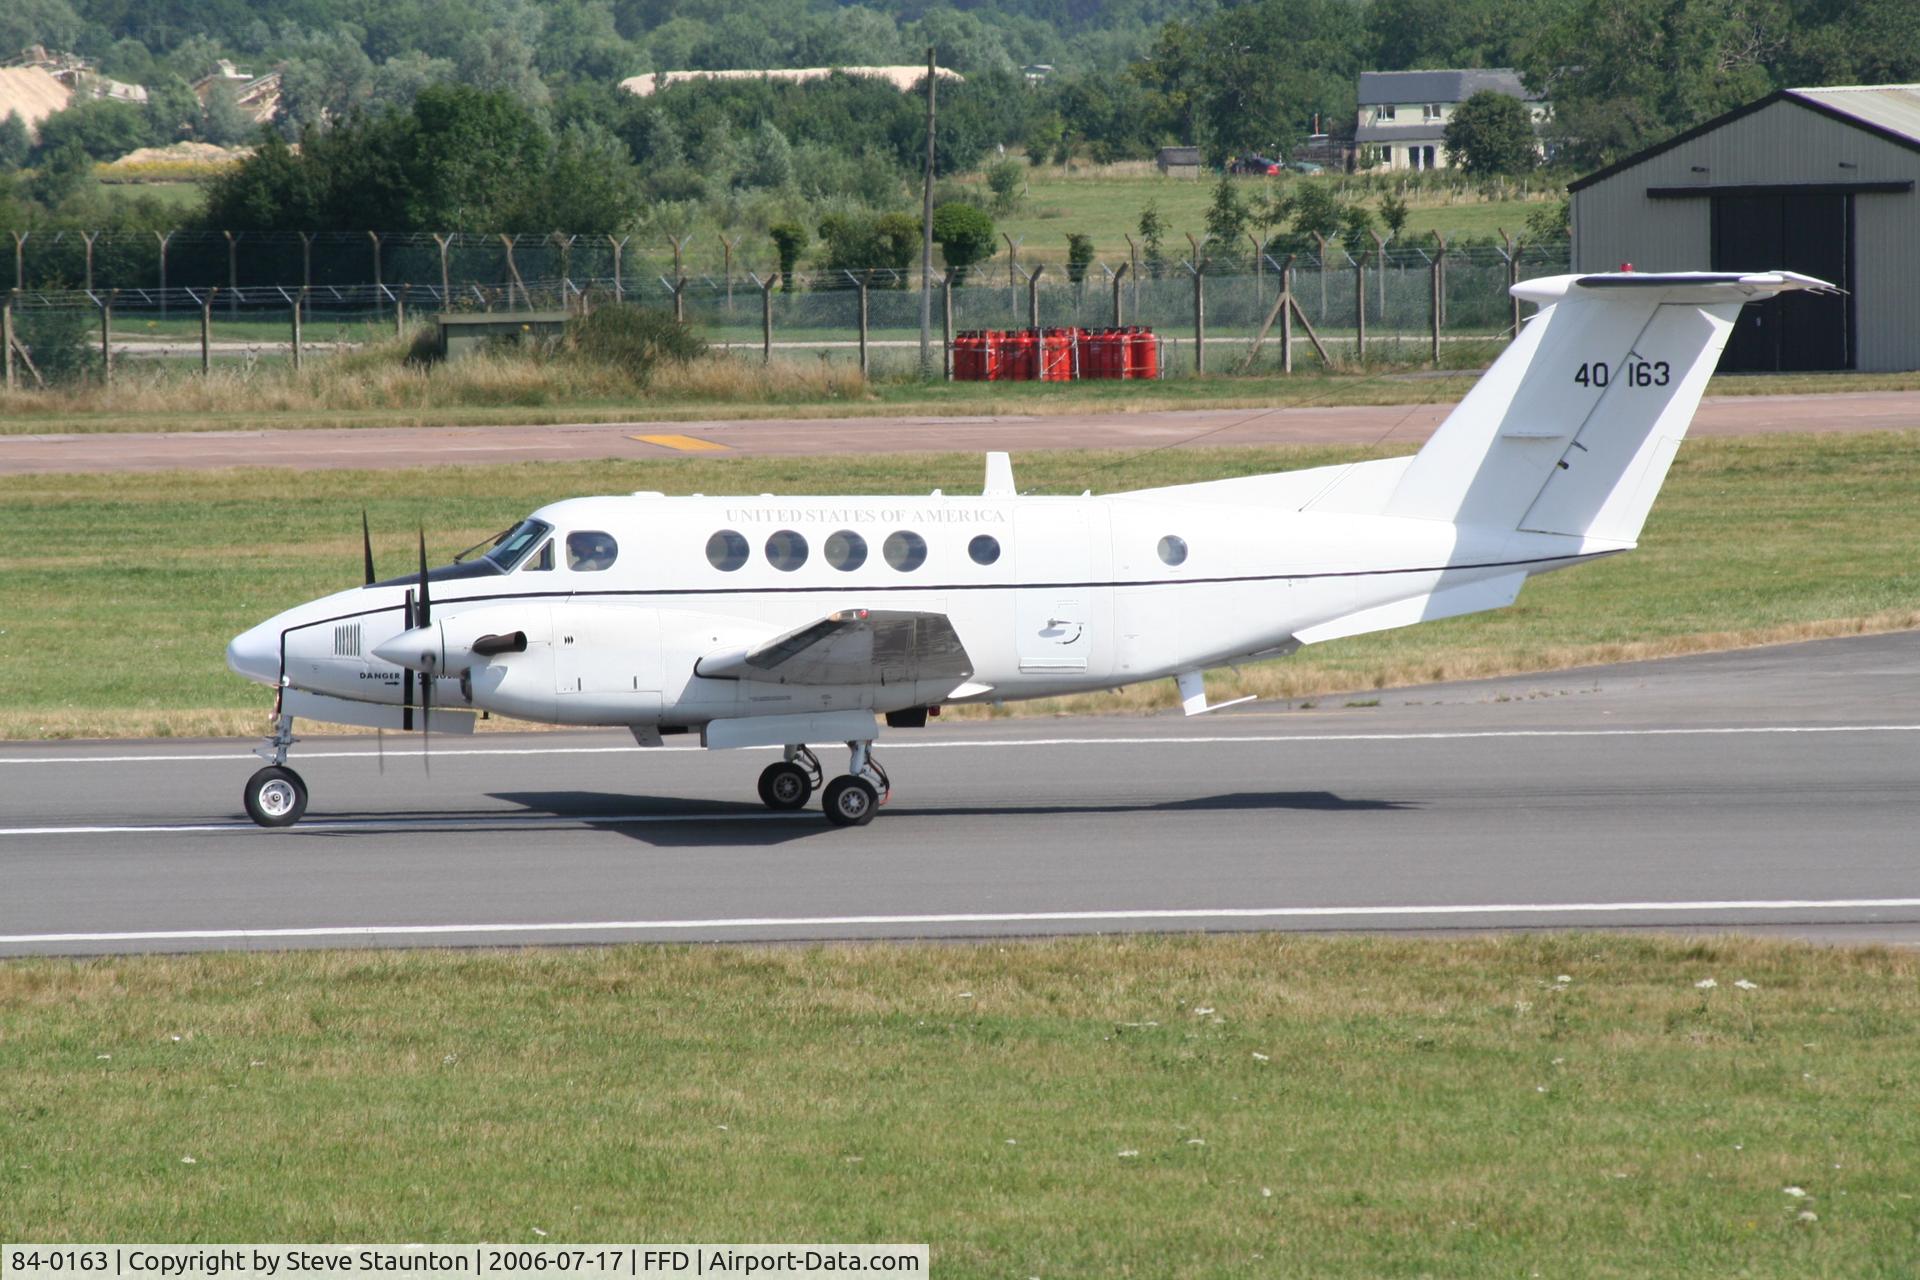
[4, 390, 1917, 475]
[2, 632, 1916, 956]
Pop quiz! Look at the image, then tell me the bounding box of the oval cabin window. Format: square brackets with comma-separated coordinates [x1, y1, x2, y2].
[825, 530, 868, 571]
[968, 534, 1001, 565]
[765, 529, 809, 572]
[1157, 535, 1188, 566]
[706, 530, 749, 571]
[884, 531, 928, 572]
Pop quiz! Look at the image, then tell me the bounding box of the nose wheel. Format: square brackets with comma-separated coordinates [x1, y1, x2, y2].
[244, 765, 308, 827]
[244, 710, 309, 828]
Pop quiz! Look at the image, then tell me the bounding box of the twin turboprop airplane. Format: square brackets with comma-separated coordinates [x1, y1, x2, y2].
[227, 269, 1830, 827]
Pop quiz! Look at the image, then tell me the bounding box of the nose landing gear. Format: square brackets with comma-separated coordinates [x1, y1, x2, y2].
[244, 711, 308, 828]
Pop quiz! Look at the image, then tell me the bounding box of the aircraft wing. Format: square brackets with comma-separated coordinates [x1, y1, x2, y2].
[695, 609, 974, 686]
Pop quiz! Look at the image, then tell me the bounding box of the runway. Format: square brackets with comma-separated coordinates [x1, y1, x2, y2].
[4, 389, 1917, 475]
[3, 631, 1916, 957]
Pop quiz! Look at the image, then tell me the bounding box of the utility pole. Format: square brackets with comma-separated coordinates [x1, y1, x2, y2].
[919, 45, 937, 380]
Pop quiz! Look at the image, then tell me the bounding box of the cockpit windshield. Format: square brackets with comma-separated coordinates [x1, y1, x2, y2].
[477, 519, 553, 572]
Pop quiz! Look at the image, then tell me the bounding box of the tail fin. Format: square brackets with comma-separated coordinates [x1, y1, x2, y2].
[1374, 271, 1835, 542]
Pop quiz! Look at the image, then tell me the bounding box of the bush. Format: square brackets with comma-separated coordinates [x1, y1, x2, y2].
[564, 304, 706, 387]
[932, 202, 995, 285]
[16, 305, 100, 385]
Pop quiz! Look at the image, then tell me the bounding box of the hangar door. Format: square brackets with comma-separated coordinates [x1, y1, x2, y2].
[1710, 193, 1853, 371]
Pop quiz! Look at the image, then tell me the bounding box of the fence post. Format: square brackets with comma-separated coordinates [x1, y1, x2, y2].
[719, 235, 735, 313]
[1026, 263, 1045, 329]
[11, 231, 26, 291]
[941, 274, 953, 382]
[1501, 229, 1522, 340]
[224, 231, 241, 316]
[672, 276, 686, 323]
[291, 288, 303, 371]
[609, 234, 627, 303]
[500, 235, 522, 309]
[1354, 255, 1366, 365]
[1281, 255, 1294, 374]
[2, 291, 11, 391]
[1123, 233, 1139, 319]
[366, 231, 383, 316]
[1311, 233, 1329, 319]
[855, 270, 872, 378]
[1186, 260, 1205, 374]
[1432, 229, 1448, 332]
[754, 272, 776, 362]
[434, 233, 453, 311]
[201, 288, 215, 376]
[99, 290, 113, 383]
[396, 284, 410, 338]
[1111, 261, 1129, 326]
[299, 232, 313, 322]
[81, 230, 97, 294]
[1249, 233, 1263, 293]
[156, 231, 172, 318]
[667, 234, 689, 280]
[1429, 241, 1445, 367]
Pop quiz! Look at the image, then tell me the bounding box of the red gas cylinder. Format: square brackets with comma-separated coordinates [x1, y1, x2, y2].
[1130, 326, 1159, 379]
[1040, 328, 1074, 381]
[953, 331, 976, 381]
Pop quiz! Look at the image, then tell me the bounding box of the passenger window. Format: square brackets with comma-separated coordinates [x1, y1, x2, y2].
[825, 530, 867, 571]
[566, 531, 618, 571]
[968, 534, 1000, 565]
[765, 529, 809, 572]
[884, 531, 927, 572]
[522, 540, 554, 572]
[706, 530, 749, 571]
[1157, 535, 1188, 566]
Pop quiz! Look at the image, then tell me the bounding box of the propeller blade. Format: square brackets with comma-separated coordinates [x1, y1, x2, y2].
[416, 528, 431, 628]
[361, 510, 377, 586]
[401, 588, 416, 732]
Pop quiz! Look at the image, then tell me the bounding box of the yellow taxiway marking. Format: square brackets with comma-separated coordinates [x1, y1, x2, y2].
[632, 432, 731, 452]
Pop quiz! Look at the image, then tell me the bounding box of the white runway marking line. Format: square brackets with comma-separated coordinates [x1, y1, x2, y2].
[3, 723, 1919, 766]
[6, 899, 1920, 945]
[0, 811, 803, 837]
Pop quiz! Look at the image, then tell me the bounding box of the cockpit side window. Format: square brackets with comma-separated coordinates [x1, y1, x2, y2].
[482, 519, 553, 572]
[567, 530, 619, 571]
[521, 540, 554, 571]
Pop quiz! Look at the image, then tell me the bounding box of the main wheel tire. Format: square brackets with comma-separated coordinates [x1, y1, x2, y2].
[244, 765, 308, 828]
[757, 761, 813, 811]
[822, 775, 879, 827]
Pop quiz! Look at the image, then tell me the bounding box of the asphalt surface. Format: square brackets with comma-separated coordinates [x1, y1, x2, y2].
[4, 389, 1917, 474]
[3, 632, 1917, 956]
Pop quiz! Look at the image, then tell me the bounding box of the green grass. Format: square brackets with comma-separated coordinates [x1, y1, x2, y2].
[962, 168, 1557, 267]
[2, 932, 1916, 1275]
[3, 432, 1916, 739]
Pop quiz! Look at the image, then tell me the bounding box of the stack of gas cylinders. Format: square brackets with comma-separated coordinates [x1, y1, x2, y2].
[952, 327, 1159, 381]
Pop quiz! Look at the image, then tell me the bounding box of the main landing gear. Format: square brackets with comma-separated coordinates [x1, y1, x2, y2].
[244, 711, 309, 828]
[758, 741, 889, 827]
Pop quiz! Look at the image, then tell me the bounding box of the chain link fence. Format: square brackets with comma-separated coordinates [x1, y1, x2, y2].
[1, 235, 1572, 385]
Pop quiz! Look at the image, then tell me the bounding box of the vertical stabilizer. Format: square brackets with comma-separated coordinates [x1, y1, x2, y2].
[1373, 271, 1834, 540]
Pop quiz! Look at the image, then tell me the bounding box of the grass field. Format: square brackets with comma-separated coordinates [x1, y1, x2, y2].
[2, 932, 1915, 1274]
[4, 432, 1916, 740]
[958, 168, 1558, 268]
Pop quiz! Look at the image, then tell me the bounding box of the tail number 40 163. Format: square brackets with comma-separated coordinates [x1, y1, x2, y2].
[1575, 360, 1670, 388]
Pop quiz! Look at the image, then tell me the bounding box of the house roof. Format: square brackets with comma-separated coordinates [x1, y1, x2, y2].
[1357, 69, 1539, 106]
[1568, 84, 1920, 192]
[620, 66, 961, 97]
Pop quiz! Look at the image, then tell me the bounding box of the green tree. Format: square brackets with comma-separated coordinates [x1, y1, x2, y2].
[985, 158, 1023, 214]
[1443, 91, 1538, 176]
[0, 113, 29, 172]
[33, 99, 147, 162]
[200, 80, 256, 148]
[931, 202, 994, 285]
[1378, 190, 1409, 240]
[1138, 200, 1168, 278]
[16, 302, 98, 385]
[769, 221, 808, 291]
[1339, 204, 1376, 256]
[542, 121, 643, 234]
[143, 77, 201, 148]
[1022, 114, 1063, 166]
[744, 120, 793, 190]
[1525, 195, 1571, 242]
[27, 142, 92, 206]
[818, 211, 918, 276]
[1202, 175, 1251, 270]
[1065, 232, 1094, 284]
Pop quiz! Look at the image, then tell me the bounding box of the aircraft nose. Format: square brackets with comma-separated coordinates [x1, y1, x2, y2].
[226, 620, 280, 686]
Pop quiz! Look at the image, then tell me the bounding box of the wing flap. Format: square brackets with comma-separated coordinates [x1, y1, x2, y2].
[697, 609, 974, 686]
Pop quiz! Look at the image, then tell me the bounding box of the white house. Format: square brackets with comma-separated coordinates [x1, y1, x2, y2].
[1354, 69, 1546, 171]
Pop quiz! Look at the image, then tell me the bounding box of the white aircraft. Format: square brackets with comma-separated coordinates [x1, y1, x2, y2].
[227, 270, 1830, 827]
